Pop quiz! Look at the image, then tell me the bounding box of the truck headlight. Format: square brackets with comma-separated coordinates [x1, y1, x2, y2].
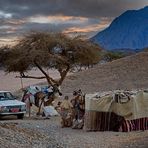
[0, 106, 9, 112]
[21, 105, 26, 111]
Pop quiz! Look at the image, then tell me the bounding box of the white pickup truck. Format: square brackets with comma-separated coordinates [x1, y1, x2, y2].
[0, 91, 26, 119]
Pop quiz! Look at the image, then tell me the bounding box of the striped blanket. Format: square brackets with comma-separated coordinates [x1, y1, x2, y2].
[120, 117, 148, 132]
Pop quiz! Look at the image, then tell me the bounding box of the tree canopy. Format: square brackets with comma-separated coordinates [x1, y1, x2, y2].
[2, 32, 101, 86]
[103, 51, 125, 62]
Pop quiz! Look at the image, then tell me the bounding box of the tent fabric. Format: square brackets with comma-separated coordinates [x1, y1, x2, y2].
[119, 117, 148, 132]
[85, 90, 148, 120]
[84, 90, 148, 131]
[84, 111, 124, 131]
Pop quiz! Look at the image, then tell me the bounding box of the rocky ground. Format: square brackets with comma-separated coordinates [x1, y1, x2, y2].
[62, 52, 148, 94]
[0, 116, 148, 148]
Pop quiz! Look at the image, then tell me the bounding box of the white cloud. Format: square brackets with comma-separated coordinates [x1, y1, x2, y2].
[0, 11, 12, 18]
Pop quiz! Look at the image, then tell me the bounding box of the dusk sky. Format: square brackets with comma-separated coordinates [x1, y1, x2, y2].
[0, 0, 148, 45]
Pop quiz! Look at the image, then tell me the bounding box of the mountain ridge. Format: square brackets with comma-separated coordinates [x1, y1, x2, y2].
[91, 6, 148, 51]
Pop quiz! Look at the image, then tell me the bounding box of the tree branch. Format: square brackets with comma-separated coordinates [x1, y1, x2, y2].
[47, 53, 71, 85]
[34, 58, 58, 85]
[16, 75, 46, 79]
[48, 53, 69, 65]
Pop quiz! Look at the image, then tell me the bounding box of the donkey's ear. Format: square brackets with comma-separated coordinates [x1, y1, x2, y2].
[59, 92, 62, 96]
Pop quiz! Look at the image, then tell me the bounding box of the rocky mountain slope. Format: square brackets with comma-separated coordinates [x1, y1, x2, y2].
[91, 6, 148, 51]
[62, 52, 148, 94]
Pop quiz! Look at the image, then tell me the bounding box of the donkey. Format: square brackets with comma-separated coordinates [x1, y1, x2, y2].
[22, 84, 62, 116]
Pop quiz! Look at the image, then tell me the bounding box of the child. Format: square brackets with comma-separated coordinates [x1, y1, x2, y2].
[60, 96, 73, 127]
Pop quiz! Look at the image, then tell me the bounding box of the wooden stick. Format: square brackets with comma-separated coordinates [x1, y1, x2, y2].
[29, 98, 31, 117]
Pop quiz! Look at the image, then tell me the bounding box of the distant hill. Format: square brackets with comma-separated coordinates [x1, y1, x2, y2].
[91, 6, 148, 51]
[62, 52, 148, 93]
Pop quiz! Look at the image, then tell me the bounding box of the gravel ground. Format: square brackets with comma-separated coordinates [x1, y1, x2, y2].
[0, 116, 148, 148]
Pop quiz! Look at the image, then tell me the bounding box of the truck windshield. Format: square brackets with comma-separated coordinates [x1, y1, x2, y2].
[0, 92, 15, 101]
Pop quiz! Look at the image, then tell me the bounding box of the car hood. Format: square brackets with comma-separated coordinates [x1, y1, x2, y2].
[0, 100, 25, 106]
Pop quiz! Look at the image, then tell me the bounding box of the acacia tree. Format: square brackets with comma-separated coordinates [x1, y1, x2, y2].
[3, 32, 101, 87]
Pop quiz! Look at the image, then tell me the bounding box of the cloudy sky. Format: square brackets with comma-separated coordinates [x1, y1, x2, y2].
[0, 0, 148, 45]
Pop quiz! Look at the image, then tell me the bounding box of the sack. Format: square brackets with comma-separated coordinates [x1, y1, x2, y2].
[43, 106, 59, 117]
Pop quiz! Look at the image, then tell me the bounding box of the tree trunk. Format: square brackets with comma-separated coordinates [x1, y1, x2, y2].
[58, 65, 70, 85]
[34, 59, 57, 86]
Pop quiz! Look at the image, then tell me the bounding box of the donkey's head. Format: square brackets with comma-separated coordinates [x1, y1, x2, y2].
[47, 84, 62, 98]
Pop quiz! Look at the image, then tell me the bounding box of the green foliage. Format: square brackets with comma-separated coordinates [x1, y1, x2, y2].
[103, 51, 125, 61]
